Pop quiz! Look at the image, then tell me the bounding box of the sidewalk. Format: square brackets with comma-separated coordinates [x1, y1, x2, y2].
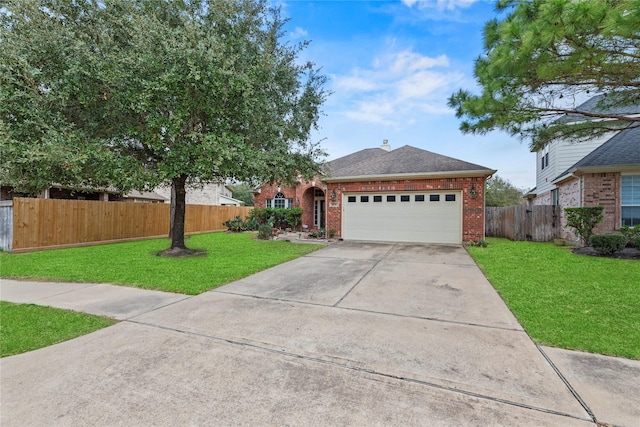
[0, 279, 189, 320]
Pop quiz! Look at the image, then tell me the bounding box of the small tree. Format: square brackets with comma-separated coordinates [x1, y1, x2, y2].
[485, 175, 526, 207]
[564, 207, 604, 245]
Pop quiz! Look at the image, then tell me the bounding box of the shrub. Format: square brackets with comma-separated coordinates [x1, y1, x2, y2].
[621, 225, 640, 246]
[256, 224, 274, 240]
[249, 208, 302, 230]
[223, 216, 246, 232]
[588, 234, 627, 255]
[564, 207, 604, 244]
[244, 216, 259, 231]
[630, 235, 640, 248]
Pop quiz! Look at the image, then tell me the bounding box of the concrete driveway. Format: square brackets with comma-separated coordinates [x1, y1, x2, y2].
[1, 242, 638, 426]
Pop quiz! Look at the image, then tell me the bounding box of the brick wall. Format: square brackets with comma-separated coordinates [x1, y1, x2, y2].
[583, 172, 621, 234]
[532, 190, 552, 205]
[326, 176, 487, 242]
[253, 177, 325, 229]
[558, 178, 581, 241]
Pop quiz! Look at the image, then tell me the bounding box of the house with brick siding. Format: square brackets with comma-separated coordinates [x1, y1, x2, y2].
[526, 95, 640, 242]
[254, 141, 495, 244]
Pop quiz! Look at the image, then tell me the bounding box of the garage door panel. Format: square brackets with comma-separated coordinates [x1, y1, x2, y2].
[342, 191, 461, 244]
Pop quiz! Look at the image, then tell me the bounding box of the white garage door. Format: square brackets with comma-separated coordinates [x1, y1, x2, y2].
[342, 191, 462, 244]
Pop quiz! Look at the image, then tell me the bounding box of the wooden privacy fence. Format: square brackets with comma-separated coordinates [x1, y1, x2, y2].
[5, 197, 252, 252]
[485, 205, 561, 242]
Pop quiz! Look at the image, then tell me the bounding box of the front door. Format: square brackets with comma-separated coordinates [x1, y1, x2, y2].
[314, 199, 325, 228]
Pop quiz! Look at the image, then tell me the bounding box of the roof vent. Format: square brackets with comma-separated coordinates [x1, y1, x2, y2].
[380, 139, 391, 151]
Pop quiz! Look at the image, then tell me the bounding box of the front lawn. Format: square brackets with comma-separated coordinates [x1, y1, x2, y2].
[0, 301, 117, 357]
[0, 232, 322, 295]
[467, 238, 640, 360]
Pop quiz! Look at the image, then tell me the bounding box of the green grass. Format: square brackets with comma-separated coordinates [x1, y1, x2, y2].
[0, 301, 117, 357]
[467, 238, 640, 360]
[0, 232, 322, 295]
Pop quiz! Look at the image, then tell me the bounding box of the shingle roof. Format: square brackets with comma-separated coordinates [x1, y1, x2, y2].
[554, 125, 640, 181]
[325, 145, 493, 179]
[557, 93, 640, 124]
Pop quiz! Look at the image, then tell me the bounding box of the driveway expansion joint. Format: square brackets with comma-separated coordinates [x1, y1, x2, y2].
[211, 290, 524, 332]
[536, 344, 597, 424]
[332, 255, 387, 307]
[126, 319, 593, 424]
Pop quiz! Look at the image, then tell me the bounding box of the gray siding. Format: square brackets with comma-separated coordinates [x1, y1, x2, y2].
[535, 132, 614, 195]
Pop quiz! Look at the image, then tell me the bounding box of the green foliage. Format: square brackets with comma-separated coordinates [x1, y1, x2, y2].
[223, 216, 246, 232]
[466, 239, 488, 248]
[467, 238, 640, 359]
[0, 0, 328, 250]
[485, 175, 525, 207]
[621, 225, 640, 245]
[564, 207, 605, 244]
[256, 224, 274, 240]
[228, 183, 255, 206]
[448, 0, 640, 151]
[0, 302, 116, 357]
[588, 234, 627, 255]
[630, 236, 640, 248]
[249, 207, 303, 230]
[223, 215, 259, 232]
[0, 232, 322, 295]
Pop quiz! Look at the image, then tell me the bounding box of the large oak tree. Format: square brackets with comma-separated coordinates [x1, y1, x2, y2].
[449, 0, 640, 151]
[0, 0, 328, 255]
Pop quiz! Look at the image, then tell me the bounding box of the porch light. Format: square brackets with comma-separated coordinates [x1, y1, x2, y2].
[331, 190, 337, 202]
[470, 186, 477, 199]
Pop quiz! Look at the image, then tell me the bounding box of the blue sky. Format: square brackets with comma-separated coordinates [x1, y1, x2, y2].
[279, 0, 536, 190]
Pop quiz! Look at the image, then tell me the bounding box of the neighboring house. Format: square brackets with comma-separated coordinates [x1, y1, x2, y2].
[526, 95, 640, 241]
[153, 183, 244, 206]
[254, 141, 495, 244]
[1, 183, 243, 206]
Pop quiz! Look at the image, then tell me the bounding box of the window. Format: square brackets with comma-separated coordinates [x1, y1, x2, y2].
[445, 194, 456, 202]
[269, 192, 293, 209]
[400, 195, 410, 202]
[552, 189, 560, 206]
[415, 195, 425, 202]
[348, 196, 356, 203]
[314, 188, 324, 197]
[386, 195, 396, 202]
[541, 150, 550, 170]
[360, 195, 369, 202]
[373, 195, 382, 202]
[273, 192, 286, 208]
[430, 194, 440, 202]
[622, 175, 640, 226]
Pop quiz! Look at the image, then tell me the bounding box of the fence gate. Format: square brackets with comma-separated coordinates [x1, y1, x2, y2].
[485, 205, 560, 242]
[0, 201, 12, 251]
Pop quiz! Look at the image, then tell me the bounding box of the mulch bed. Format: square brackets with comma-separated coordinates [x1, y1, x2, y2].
[572, 246, 640, 260]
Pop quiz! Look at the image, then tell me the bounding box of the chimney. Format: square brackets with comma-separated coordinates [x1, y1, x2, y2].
[380, 139, 391, 151]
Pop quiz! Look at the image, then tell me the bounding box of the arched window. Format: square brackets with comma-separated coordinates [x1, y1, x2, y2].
[266, 192, 293, 208]
[273, 192, 286, 208]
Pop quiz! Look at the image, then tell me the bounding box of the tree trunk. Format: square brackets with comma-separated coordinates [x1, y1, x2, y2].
[169, 184, 176, 239]
[170, 175, 188, 250]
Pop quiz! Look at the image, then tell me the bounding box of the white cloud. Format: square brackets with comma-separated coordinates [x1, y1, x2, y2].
[289, 26, 308, 39]
[391, 51, 449, 73]
[332, 47, 464, 127]
[402, 0, 477, 11]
